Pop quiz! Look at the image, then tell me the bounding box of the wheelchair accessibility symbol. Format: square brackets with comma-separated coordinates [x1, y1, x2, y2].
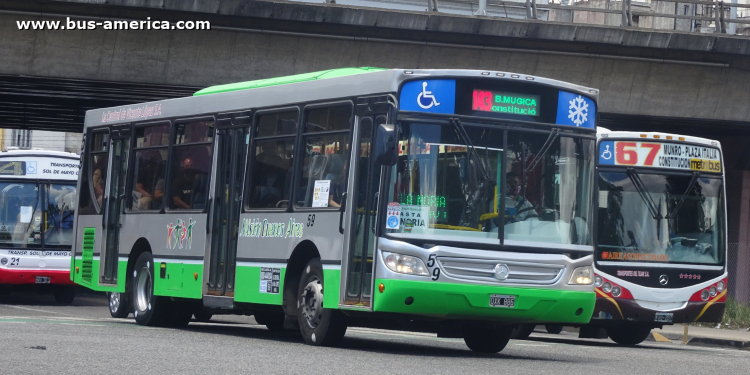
[27, 161, 37, 174]
[600, 145, 613, 160]
[417, 82, 440, 109]
[387, 216, 399, 229]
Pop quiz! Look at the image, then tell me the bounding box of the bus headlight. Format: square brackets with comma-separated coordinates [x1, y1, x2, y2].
[611, 286, 622, 297]
[717, 281, 725, 292]
[382, 251, 429, 276]
[594, 275, 603, 287]
[701, 290, 710, 301]
[568, 266, 593, 285]
[602, 282, 612, 293]
[709, 286, 717, 297]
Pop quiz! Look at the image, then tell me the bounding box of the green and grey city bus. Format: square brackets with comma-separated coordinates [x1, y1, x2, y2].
[71, 68, 598, 353]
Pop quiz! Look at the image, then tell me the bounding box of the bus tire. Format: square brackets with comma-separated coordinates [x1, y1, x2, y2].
[255, 312, 285, 331]
[605, 324, 652, 346]
[193, 311, 213, 322]
[132, 252, 172, 327]
[297, 258, 347, 346]
[168, 299, 194, 328]
[53, 286, 76, 304]
[510, 324, 535, 340]
[464, 325, 512, 353]
[545, 324, 563, 334]
[107, 292, 130, 318]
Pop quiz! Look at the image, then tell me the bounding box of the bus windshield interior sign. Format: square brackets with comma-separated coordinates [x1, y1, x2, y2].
[472, 90, 540, 116]
[599, 140, 722, 172]
[399, 79, 596, 130]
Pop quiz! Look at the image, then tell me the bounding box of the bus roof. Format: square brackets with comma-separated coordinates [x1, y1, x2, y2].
[193, 67, 388, 96]
[0, 149, 79, 160]
[597, 129, 721, 150]
[84, 69, 599, 129]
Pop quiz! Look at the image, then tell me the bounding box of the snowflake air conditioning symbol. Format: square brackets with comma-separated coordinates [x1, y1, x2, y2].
[568, 95, 589, 127]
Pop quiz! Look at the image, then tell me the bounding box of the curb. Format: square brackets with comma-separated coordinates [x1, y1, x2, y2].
[687, 337, 750, 350]
[647, 331, 750, 350]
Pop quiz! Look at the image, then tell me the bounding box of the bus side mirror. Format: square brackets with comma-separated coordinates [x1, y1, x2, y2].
[374, 124, 397, 166]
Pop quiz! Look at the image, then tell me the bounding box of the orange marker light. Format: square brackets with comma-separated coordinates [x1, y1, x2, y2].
[194, 272, 198, 280]
[379, 283, 385, 293]
[75, 267, 79, 273]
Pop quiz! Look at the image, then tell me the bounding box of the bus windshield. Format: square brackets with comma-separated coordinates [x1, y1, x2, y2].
[597, 171, 724, 265]
[0, 181, 76, 249]
[386, 122, 595, 248]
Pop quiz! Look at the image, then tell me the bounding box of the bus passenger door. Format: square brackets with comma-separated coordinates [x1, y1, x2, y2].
[205, 126, 247, 296]
[100, 126, 130, 285]
[343, 111, 388, 307]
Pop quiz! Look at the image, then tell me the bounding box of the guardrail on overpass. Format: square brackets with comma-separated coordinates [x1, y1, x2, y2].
[307, 0, 750, 36]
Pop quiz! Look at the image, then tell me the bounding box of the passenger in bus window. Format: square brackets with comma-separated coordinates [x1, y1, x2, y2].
[504, 172, 536, 222]
[326, 157, 348, 208]
[171, 157, 198, 209]
[133, 151, 160, 210]
[92, 157, 107, 207]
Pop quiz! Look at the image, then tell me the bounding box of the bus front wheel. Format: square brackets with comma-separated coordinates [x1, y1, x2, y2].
[605, 324, 652, 346]
[132, 252, 172, 326]
[464, 325, 512, 353]
[297, 258, 347, 346]
[53, 286, 76, 304]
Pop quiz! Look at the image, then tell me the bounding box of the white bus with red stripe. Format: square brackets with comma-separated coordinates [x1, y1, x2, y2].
[0, 149, 79, 303]
[587, 129, 727, 345]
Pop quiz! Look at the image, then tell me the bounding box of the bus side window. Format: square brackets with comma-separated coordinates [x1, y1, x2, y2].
[169, 120, 213, 210]
[247, 110, 298, 209]
[296, 105, 352, 208]
[130, 123, 169, 211]
[79, 130, 109, 215]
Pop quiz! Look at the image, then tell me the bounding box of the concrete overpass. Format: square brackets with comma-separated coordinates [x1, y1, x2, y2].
[1, 0, 750, 299]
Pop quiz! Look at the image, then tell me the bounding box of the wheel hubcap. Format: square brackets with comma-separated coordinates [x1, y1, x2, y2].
[135, 266, 152, 312]
[109, 292, 121, 313]
[300, 276, 323, 329]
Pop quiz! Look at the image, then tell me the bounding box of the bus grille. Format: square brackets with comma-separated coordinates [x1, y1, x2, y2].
[81, 228, 95, 285]
[436, 257, 565, 285]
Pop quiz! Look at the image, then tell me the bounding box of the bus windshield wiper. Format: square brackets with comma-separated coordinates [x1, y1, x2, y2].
[525, 128, 561, 174]
[449, 118, 491, 182]
[626, 168, 661, 220]
[667, 171, 700, 219]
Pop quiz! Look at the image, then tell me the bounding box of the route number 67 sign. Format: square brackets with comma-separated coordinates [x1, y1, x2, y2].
[599, 140, 721, 173]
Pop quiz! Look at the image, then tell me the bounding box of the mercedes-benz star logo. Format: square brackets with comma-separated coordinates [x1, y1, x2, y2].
[493, 264, 510, 281]
[659, 274, 669, 286]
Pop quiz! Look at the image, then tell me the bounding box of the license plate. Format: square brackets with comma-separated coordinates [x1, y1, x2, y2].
[490, 294, 516, 308]
[35, 276, 50, 284]
[655, 312, 673, 323]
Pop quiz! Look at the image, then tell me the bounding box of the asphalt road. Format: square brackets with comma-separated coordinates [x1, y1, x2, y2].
[1, 291, 749, 375]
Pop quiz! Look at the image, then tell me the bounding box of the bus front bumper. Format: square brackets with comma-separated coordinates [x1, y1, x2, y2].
[372, 278, 595, 324]
[590, 296, 726, 324]
[0, 268, 74, 285]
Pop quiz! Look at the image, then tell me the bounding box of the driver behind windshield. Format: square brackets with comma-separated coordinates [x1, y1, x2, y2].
[505, 172, 536, 222]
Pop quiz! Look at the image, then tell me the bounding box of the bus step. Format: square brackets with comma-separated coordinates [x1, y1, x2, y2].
[203, 295, 234, 310]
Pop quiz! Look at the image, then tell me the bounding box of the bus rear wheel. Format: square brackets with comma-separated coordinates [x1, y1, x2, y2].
[605, 324, 652, 346]
[464, 325, 512, 353]
[297, 258, 347, 346]
[132, 252, 172, 326]
[107, 292, 130, 318]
